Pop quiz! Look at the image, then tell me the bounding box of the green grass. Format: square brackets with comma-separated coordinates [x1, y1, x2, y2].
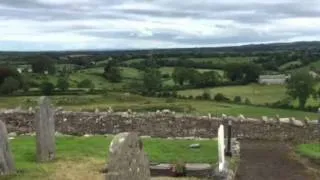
[279, 60, 302, 70]
[0, 93, 318, 119]
[291, 60, 320, 72]
[190, 56, 255, 64]
[5, 136, 217, 180]
[178, 83, 319, 107]
[296, 143, 320, 163]
[178, 84, 287, 105]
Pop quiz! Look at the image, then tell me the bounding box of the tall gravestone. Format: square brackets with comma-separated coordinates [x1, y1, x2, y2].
[105, 132, 150, 180]
[0, 120, 16, 175]
[218, 124, 225, 172]
[35, 96, 56, 162]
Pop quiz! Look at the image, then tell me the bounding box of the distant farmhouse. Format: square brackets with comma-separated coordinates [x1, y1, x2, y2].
[258, 74, 289, 85]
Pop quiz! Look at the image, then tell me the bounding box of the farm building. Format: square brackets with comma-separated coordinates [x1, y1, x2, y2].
[258, 74, 289, 85]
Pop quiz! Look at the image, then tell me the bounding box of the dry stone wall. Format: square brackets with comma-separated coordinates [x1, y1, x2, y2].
[0, 110, 319, 142]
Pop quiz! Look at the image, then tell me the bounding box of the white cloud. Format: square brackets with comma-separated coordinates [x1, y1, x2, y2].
[0, 0, 320, 50]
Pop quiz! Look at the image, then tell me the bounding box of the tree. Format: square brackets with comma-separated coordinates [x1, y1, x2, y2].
[0, 77, 20, 94]
[104, 67, 122, 82]
[40, 81, 55, 96]
[142, 69, 162, 94]
[29, 55, 56, 74]
[56, 78, 69, 91]
[172, 67, 188, 85]
[77, 79, 95, 89]
[0, 66, 20, 85]
[286, 71, 316, 109]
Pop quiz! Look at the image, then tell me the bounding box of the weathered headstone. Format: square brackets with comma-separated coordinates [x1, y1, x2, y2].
[105, 132, 150, 180]
[0, 120, 16, 175]
[217, 125, 225, 172]
[35, 96, 56, 162]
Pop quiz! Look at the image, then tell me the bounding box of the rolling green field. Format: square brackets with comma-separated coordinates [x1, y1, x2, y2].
[178, 83, 319, 106]
[0, 93, 318, 119]
[4, 136, 217, 180]
[190, 56, 255, 64]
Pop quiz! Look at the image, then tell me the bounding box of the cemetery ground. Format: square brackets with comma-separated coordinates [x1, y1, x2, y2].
[0, 93, 318, 119]
[3, 136, 217, 180]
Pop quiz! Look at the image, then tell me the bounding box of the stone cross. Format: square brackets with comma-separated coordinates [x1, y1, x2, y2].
[35, 96, 56, 162]
[0, 120, 16, 175]
[218, 124, 225, 172]
[105, 132, 150, 180]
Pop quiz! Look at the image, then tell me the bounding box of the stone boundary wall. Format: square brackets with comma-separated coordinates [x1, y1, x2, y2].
[0, 110, 319, 142]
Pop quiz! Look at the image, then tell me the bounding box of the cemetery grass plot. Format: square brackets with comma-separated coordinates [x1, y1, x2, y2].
[3, 136, 218, 180]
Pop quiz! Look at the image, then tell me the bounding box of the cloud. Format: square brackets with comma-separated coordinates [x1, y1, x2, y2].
[0, 0, 320, 50]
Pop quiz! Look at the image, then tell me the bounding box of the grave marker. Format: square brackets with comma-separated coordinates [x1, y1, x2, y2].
[35, 96, 56, 162]
[218, 124, 225, 172]
[105, 132, 150, 180]
[0, 120, 16, 175]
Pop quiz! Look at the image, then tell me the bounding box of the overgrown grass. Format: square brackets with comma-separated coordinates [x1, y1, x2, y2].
[4, 136, 217, 180]
[296, 143, 320, 164]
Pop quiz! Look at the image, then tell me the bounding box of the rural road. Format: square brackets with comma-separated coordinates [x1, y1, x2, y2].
[235, 140, 316, 180]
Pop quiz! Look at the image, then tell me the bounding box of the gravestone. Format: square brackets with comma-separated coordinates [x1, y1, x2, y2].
[0, 120, 16, 175]
[217, 124, 225, 172]
[105, 132, 150, 180]
[35, 96, 56, 162]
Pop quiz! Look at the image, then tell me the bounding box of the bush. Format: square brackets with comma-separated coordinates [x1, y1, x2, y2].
[40, 81, 55, 95]
[214, 93, 230, 102]
[77, 79, 95, 89]
[201, 90, 211, 100]
[244, 98, 252, 105]
[0, 77, 20, 94]
[170, 160, 186, 177]
[233, 96, 242, 103]
[165, 98, 176, 103]
[56, 78, 69, 91]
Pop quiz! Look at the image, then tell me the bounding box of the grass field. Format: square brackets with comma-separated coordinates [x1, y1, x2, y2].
[291, 60, 320, 72]
[178, 83, 319, 107]
[0, 93, 318, 119]
[4, 136, 217, 180]
[296, 143, 320, 164]
[190, 56, 255, 64]
[279, 60, 302, 70]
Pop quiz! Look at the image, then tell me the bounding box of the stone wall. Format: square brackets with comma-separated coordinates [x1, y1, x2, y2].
[0, 110, 319, 142]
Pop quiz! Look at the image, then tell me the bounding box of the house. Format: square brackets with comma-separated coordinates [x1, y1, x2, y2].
[258, 74, 289, 85]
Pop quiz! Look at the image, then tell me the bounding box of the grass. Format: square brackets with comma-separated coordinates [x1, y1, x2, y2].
[190, 56, 255, 64]
[296, 143, 320, 164]
[178, 84, 287, 105]
[279, 60, 302, 70]
[0, 93, 318, 119]
[4, 136, 217, 180]
[178, 83, 319, 107]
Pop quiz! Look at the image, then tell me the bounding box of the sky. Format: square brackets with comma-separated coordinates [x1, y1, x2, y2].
[1, 0, 320, 51]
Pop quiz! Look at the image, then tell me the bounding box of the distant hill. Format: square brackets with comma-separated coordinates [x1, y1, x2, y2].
[1, 41, 320, 57]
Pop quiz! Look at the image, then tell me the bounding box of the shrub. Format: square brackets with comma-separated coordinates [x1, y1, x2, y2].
[202, 90, 211, 100]
[244, 98, 252, 105]
[165, 98, 176, 103]
[40, 81, 55, 96]
[214, 93, 230, 102]
[233, 96, 242, 103]
[56, 78, 69, 91]
[0, 76, 20, 94]
[170, 160, 186, 177]
[77, 79, 95, 89]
